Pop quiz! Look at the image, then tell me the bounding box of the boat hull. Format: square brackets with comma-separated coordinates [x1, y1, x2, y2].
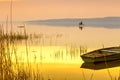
[81, 54, 120, 63]
[80, 47, 120, 63]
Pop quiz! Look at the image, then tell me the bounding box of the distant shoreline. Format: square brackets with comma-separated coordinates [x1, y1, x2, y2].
[26, 16, 120, 28]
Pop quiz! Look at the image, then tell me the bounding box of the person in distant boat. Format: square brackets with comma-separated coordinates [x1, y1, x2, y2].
[79, 21, 84, 30]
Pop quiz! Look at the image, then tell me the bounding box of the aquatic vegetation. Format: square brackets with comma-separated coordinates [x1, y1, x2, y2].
[0, 24, 28, 41]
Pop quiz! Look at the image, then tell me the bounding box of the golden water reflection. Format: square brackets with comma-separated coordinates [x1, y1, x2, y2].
[11, 45, 120, 80]
[7, 24, 120, 80]
[11, 46, 84, 63]
[12, 62, 120, 80]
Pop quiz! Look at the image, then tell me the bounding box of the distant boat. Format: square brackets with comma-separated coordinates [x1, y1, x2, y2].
[79, 21, 84, 30]
[80, 47, 120, 63]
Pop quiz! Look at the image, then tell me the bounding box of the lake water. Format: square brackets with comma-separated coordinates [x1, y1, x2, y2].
[4, 23, 120, 80]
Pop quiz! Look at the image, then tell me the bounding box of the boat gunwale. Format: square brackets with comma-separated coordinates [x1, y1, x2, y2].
[80, 46, 120, 59]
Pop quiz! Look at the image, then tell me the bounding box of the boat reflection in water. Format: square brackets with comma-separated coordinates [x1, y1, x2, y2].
[81, 60, 120, 70]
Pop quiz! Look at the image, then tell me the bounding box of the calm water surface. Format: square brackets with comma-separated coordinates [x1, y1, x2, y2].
[9, 24, 120, 80]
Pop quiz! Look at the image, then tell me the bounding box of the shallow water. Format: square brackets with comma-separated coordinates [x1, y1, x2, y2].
[11, 45, 120, 80]
[11, 23, 120, 48]
[4, 23, 120, 80]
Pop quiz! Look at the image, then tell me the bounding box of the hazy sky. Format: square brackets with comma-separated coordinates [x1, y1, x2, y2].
[0, 0, 120, 21]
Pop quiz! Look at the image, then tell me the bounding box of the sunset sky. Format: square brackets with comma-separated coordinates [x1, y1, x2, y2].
[0, 0, 120, 21]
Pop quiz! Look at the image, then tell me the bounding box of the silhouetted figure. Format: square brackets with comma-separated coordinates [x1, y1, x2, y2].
[79, 21, 84, 30]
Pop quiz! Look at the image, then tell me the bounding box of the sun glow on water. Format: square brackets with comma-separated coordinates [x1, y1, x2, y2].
[11, 46, 84, 64]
